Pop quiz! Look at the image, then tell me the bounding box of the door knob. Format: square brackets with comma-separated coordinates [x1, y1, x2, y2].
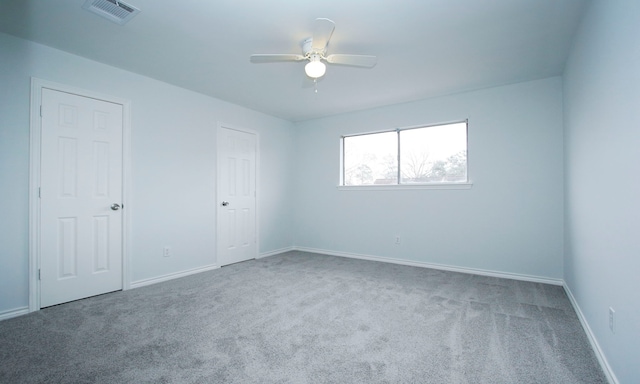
[221, 201, 229, 206]
[110, 203, 121, 211]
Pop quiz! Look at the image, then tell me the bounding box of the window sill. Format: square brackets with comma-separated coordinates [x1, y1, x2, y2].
[337, 182, 473, 191]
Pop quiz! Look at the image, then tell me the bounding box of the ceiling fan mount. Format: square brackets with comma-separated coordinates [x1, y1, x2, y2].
[250, 18, 377, 80]
[301, 38, 320, 56]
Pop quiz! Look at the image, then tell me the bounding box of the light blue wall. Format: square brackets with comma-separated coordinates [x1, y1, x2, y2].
[293, 77, 565, 280]
[0, 32, 295, 314]
[563, 1, 640, 382]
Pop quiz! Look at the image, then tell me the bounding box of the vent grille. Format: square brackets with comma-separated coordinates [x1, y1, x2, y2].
[82, 0, 140, 25]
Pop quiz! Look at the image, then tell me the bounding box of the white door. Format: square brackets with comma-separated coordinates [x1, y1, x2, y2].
[40, 88, 123, 307]
[217, 126, 257, 266]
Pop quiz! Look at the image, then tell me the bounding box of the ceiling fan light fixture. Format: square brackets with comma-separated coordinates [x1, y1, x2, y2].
[305, 58, 326, 79]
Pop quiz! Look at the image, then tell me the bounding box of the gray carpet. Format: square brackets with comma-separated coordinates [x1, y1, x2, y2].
[0, 251, 607, 383]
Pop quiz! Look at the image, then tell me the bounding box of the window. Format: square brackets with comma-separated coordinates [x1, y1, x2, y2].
[341, 121, 468, 187]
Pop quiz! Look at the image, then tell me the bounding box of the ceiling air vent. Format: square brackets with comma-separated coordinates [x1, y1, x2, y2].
[82, 0, 140, 25]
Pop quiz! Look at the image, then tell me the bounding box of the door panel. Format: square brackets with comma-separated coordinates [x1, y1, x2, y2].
[217, 127, 257, 266]
[40, 88, 123, 307]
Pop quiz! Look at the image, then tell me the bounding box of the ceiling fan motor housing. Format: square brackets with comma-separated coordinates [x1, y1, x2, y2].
[302, 38, 323, 56]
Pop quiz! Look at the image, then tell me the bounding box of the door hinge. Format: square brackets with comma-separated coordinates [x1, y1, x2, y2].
[38, 187, 41, 198]
[38, 269, 41, 280]
[40, 105, 42, 117]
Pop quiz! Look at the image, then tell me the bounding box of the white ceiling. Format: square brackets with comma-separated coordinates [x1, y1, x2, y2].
[0, 0, 588, 122]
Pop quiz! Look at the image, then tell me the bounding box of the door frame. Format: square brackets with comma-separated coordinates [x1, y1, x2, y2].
[28, 78, 132, 312]
[216, 122, 260, 266]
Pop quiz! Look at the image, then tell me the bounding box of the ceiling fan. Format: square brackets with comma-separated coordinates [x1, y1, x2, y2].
[250, 18, 377, 81]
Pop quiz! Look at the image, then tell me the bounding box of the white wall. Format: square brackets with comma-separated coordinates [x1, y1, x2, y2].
[0, 32, 295, 315]
[293, 77, 565, 280]
[563, 1, 640, 382]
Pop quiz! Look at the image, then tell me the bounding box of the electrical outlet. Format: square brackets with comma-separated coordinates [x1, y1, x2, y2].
[609, 307, 615, 333]
[395, 235, 401, 245]
[163, 246, 171, 257]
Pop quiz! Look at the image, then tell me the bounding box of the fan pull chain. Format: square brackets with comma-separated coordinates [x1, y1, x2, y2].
[314, 79, 318, 93]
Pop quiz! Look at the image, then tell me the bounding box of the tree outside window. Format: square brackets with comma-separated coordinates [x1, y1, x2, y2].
[342, 121, 467, 186]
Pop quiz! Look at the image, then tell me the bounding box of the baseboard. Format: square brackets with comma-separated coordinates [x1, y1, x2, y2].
[292, 246, 564, 286]
[130, 264, 220, 289]
[258, 246, 295, 259]
[563, 284, 618, 384]
[0, 306, 29, 321]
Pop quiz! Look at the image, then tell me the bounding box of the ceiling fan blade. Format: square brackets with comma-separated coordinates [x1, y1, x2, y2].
[250, 54, 305, 63]
[311, 18, 335, 51]
[326, 54, 377, 68]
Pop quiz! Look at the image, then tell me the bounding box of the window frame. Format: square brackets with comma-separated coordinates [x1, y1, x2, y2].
[339, 120, 473, 190]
